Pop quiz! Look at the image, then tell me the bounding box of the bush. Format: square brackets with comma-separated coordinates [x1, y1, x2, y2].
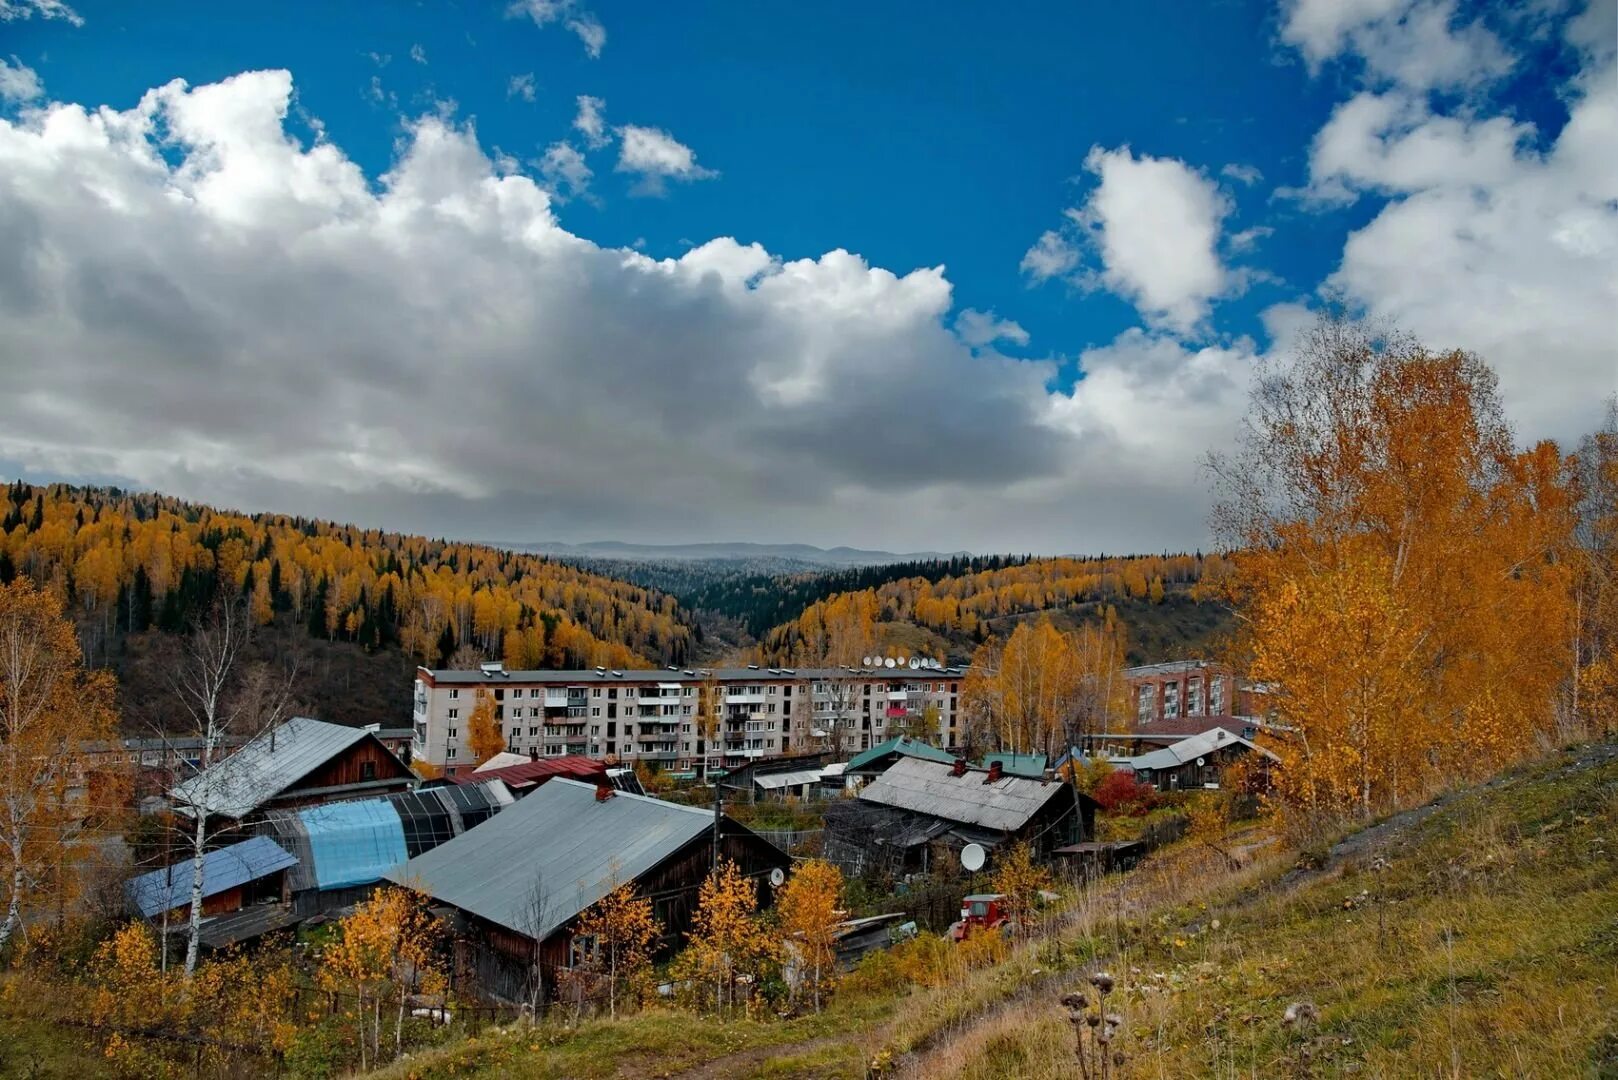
[839, 948, 906, 1000]
[1093, 770, 1159, 815]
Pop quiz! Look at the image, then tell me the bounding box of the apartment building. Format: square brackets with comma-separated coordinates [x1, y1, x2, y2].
[412, 661, 967, 777]
[1123, 660, 1272, 729]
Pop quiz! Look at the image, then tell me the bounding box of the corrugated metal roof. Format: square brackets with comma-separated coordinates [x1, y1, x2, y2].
[857, 757, 1067, 833]
[982, 752, 1048, 777]
[447, 754, 606, 790]
[386, 779, 717, 940]
[753, 768, 824, 790]
[845, 736, 957, 775]
[125, 836, 297, 918]
[169, 716, 390, 820]
[1127, 728, 1277, 772]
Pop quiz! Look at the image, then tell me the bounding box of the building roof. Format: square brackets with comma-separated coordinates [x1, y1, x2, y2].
[981, 752, 1048, 777]
[753, 768, 825, 791]
[420, 664, 966, 685]
[169, 716, 403, 820]
[857, 757, 1074, 834]
[474, 752, 532, 772]
[386, 778, 720, 940]
[1123, 660, 1225, 678]
[126, 836, 297, 918]
[845, 736, 957, 775]
[447, 754, 606, 792]
[1126, 728, 1278, 772]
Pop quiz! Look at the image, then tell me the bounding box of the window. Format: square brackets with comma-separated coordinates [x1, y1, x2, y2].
[450, 689, 459, 699]
[446, 727, 458, 738]
[1164, 683, 1180, 719]
[446, 747, 457, 759]
[1188, 678, 1203, 716]
[1210, 676, 1226, 715]
[592, 688, 602, 698]
[591, 707, 601, 717]
[447, 708, 459, 719]
[1137, 685, 1153, 724]
[361, 761, 376, 781]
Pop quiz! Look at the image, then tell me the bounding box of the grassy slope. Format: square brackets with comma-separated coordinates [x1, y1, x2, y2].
[367, 745, 1617, 1080]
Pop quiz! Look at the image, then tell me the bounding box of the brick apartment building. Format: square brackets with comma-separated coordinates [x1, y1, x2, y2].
[1123, 660, 1271, 729]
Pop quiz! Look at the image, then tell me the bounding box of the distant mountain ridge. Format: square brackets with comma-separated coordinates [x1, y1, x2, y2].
[503, 540, 973, 566]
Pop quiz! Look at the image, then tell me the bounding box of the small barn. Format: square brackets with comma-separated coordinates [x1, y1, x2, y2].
[718, 752, 831, 802]
[823, 758, 1097, 879]
[169, 716, 415, 824]
[387, 777, 790, 1002]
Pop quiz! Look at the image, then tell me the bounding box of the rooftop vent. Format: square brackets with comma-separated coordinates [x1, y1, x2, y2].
[984, 761, 1003, 784]
[479, 661, 506, 676]
[951, 757, 967, 778]
[612, 670, 624, 678]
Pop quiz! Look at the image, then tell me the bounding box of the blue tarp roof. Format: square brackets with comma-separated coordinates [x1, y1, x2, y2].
[126, 836, 297, 918]
[300, 798, 410, 891]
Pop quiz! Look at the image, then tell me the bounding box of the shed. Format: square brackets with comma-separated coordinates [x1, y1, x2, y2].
[1122, 728, 1277, 792]
[843, 737, 956, 780]
[170, 716, 414, 822]
[126, 835, 297, 919]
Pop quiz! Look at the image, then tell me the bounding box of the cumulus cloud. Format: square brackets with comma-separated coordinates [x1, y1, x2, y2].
[1279, 0, 1513, 92]
[0, 68, 1261, 553]
[615, 124, 716, 195]
[537, 139, 591, 201]
[1313, 51, 1618, 438]
[0, 56, 43, 103]
[506, 0, 605, 58]
[1027, 147, 1234, 335]
[409, 43, 427, 65]
[507, 73, 536, 102]
[1221, 162, 1263, 185]
[573, 94, 608, 148]
[0, 0, 81, 26]
[1228, 226, 1274, 253]
[956, 309, 1030, 349]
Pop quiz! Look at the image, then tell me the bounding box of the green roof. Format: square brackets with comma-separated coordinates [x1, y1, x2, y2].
[981, 752, 1048, 777]
[846, 736, 956, 775]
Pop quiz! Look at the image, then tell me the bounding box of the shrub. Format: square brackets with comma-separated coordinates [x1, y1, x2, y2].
[1093, 770, 1159, 815]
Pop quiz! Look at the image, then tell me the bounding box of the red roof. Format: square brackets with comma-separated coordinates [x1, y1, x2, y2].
[449, 754, 606, 791]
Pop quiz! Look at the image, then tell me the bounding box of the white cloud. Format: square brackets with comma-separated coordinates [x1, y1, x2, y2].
[1315, 56, 1618, 439]
[0, 0, 82, 26]
[506, 0, 605, 58]
[409, 43, 428, 65]
[0, 68, 1282, 552]
[1019, 230, 1078, 283]
[537, 139, 591, 201]
[956, 309, 1030, 349]
[507, 73, 536, 102]
[1279, 0, 1513, 92]
[615, 124, 716, 195]
[0, 56, 43, 103]
[1222, 162, 1263, 185]
[365, 51, 391, 68]
[1228, 225, 1274, 253]
[364, 74, 396, 109]
[573, 94, 608, 149]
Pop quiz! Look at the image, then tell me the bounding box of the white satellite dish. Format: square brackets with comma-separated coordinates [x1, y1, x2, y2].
[861, 656, 873, 667]
[896, 654, 907, 665]
[884, 658, 896, 668]
[960, 843, 986, 872]
[769, 867, 786, 888]
[908, 658, 921, 670]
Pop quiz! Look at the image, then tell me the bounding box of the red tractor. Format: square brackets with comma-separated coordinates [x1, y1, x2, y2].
[949, 893, 1009, 941]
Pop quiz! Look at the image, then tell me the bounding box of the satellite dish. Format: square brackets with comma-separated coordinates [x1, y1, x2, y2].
[884, 658, 896, 669]
[1196, 757, 1207, 767]
[908, 658, 921, 670]
[861, 656, 873, 667]
[960, 843, 986, 872]
[896, 654, 907, 665]
[769, 867, 786, 888]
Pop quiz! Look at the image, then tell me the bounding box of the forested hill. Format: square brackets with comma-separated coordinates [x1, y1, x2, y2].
[0, 483, 695, 726]
[557, 553, 1034, 641]
[757, 552, 1232, 665]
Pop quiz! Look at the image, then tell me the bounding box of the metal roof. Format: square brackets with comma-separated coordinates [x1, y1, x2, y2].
[447, 754, 606, 791]
[857, 756, 1070, 833]
[1127, 728, 1278, 772]
[169, 716, 398, 820]
[981, 752, 1048, 777]
[1122, 660, 1223, 678]
[753, 768, 825, 790]
[845, 736, 957, 775]
[125, 836, 297, 918]
[386, 779, 718, 940]
[421, 665, 966, 685]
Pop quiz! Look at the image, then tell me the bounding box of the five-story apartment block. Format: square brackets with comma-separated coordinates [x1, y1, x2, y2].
[412, 661, 966, 776]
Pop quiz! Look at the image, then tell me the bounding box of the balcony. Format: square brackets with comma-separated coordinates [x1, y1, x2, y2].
[724, 692, 766, 705]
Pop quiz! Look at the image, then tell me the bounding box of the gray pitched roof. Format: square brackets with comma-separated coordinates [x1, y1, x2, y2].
[857, 756, 1069, 833]
[125, 836, 297, 918]
[170, 716, 393, 820]
[386, 779, 716, 940]
[1126, 727, 1278, 772]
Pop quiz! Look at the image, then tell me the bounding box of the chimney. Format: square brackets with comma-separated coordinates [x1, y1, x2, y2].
[984, 761, 1003, 783]
[595, 776, 615, 802]
[529, 747, 539, 761]
[951, 757, 967, 777]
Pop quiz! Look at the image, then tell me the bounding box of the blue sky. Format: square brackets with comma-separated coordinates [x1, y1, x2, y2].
[1, 0, 1613, 552]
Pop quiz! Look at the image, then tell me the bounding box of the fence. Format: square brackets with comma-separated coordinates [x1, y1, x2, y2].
[753, 827, 824, 853]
